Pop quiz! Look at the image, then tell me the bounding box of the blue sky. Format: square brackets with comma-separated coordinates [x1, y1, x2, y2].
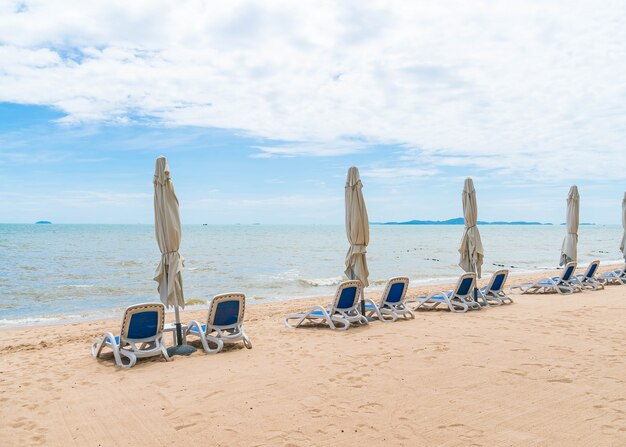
[0, 1, 625, 224]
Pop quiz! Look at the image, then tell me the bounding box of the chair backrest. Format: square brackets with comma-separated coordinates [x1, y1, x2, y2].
[332, 280, 362, 311]
[486, 269, 508, 293]
[207, 293, 245, 327]
[560, 262, 577, 282]
[121, 303, 165, 342]
[583, 260, 600, 279]
[454, 273, 476, 297]
[380, 277, 409, 306]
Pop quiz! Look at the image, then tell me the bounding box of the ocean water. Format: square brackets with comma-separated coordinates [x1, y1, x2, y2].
[0, 223, 623, 326]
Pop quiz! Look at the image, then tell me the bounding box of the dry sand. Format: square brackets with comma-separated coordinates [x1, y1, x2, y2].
[1, 268, 625, 446]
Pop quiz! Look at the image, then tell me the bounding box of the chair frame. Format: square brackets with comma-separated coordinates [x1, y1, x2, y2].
[363, 277, 414, 322]
[91, 303, 170, 368]
[599, 264, 626, 285]
[571, 260, 604, 290]
[479, 269, 513, 305]
[510, 262, 580, 294]
[406, 273, 479, 313]
[187, 292, 250, 353]
[284, 280, 367, 330]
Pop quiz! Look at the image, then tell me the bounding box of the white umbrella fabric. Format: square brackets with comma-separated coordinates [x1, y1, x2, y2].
[621, 192, 626, 261]
[153, 156, 194, 355]
[458, 178, 484, 278]
[560, 185, 579, 266]
[344, 167, 369, 313]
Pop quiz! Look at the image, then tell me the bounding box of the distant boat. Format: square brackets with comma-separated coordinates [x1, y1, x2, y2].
[35, 221, 52, 224]
[202, 223, 208, 226]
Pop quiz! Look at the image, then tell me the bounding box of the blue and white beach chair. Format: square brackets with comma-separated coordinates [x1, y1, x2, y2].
[599, 264, 625, 285]
[363, 277, 414, 322]
[187, 293, 250, 353]
[571, 260, 604, 290]
[284, 280, 367, 330]
[406, 273, 480, 313]
[479, 269, 513, 305]
[91, 303, 170, 368]
[509, 262, 580, 294]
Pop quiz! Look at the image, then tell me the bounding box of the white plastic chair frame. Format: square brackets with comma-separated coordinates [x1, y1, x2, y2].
[91, 303, 170, 368]
[284, 280, 367, 330]
[510, 262, 579, 294]
[599, 264, 625, 286]
[571, 260, 604, 291]
[406, 273, 479, 313]
[363, 277, 414, 322]
[186, 293, 250, 353]
[479, 269, 513, 305]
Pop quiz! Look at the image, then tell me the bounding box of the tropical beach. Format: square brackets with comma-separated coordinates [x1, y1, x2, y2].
[2, 1, 626, 446]
[1, 268, 625, 446]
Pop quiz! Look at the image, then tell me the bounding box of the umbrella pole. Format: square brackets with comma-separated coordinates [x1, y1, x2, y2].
[360, 287, 366, 316]
[166, 303, 197, 357]
[174, 304, 183, 346]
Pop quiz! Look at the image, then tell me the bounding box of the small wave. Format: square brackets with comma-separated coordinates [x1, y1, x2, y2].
[0, 314, 83, 327]
[113, 260, 143, 267]
[297, 277, 344, 287]
[56, 284, 95, 289]
[186, 266, 217, 272]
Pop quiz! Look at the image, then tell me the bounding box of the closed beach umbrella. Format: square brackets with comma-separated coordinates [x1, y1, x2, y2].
[153, 156, 193, 354]
[344, 167, 369, 312]
[560, 185, 579, 266]
[458, 178, 484, 278]
[621, 192, 626, 261]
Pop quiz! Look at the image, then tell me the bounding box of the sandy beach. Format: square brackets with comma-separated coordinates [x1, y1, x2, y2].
[1, 267, 625, 446]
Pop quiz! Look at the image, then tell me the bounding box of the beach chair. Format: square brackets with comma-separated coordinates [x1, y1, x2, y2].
[186, 293, 250, 353]
[509, 262, 580, 294]
[284, 280, 367, 329]
[599, 264, 626, 285]
[479, 269, 513, 305]
[91, 303, 170, 368]
[405, 273, 480, 313]
[363, 277, 414, 322]
[570, 260, 604, 290]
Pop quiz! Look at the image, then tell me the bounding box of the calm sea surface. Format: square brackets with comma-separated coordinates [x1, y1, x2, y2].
[0, 224, 623, 326]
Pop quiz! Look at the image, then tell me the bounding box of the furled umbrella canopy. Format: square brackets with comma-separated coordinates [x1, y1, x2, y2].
[458, 178, 484, 278]
[153, 156, 185, 309]
[344, 167, 369, 288]
[153, 156, 195, 355]
[621, 192, 626, 262]
[560, 185, 579, 266]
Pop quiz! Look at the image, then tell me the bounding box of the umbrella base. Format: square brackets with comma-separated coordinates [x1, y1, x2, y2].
[167, 344, 197, 357]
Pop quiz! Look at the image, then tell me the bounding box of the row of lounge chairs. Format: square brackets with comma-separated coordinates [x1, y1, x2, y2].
[511, 260, 625, 294]
[93, 262, 625, 366]
[285, 269, 513, 329]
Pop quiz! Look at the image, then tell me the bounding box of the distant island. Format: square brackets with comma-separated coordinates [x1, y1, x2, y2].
[372, 218, 552, 225]
[35, 221, 52, 224]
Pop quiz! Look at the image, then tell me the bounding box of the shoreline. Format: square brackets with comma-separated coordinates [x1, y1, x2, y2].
[1, 266, 625, 446]
[1, 262, 624, 329]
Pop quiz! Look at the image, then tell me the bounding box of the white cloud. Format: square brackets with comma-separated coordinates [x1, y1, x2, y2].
[1, 0, 625, 180]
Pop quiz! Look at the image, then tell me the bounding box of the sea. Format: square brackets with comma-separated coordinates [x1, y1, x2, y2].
[0, 223, 623, 326]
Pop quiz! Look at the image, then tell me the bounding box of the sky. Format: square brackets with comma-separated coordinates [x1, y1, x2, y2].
[0, 0, 625, 225]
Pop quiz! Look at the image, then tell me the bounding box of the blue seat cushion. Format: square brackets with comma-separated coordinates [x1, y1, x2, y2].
[106, 335, 120, 344]
[385, 282, 405, 303]
[188, 325, 206, 334]
[336, 286, 357, 309]
[127, 311, 159, 339]
[490, 274, 505, 292]
[213, 300, 240, 326]
[457, 277, 474, 295]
